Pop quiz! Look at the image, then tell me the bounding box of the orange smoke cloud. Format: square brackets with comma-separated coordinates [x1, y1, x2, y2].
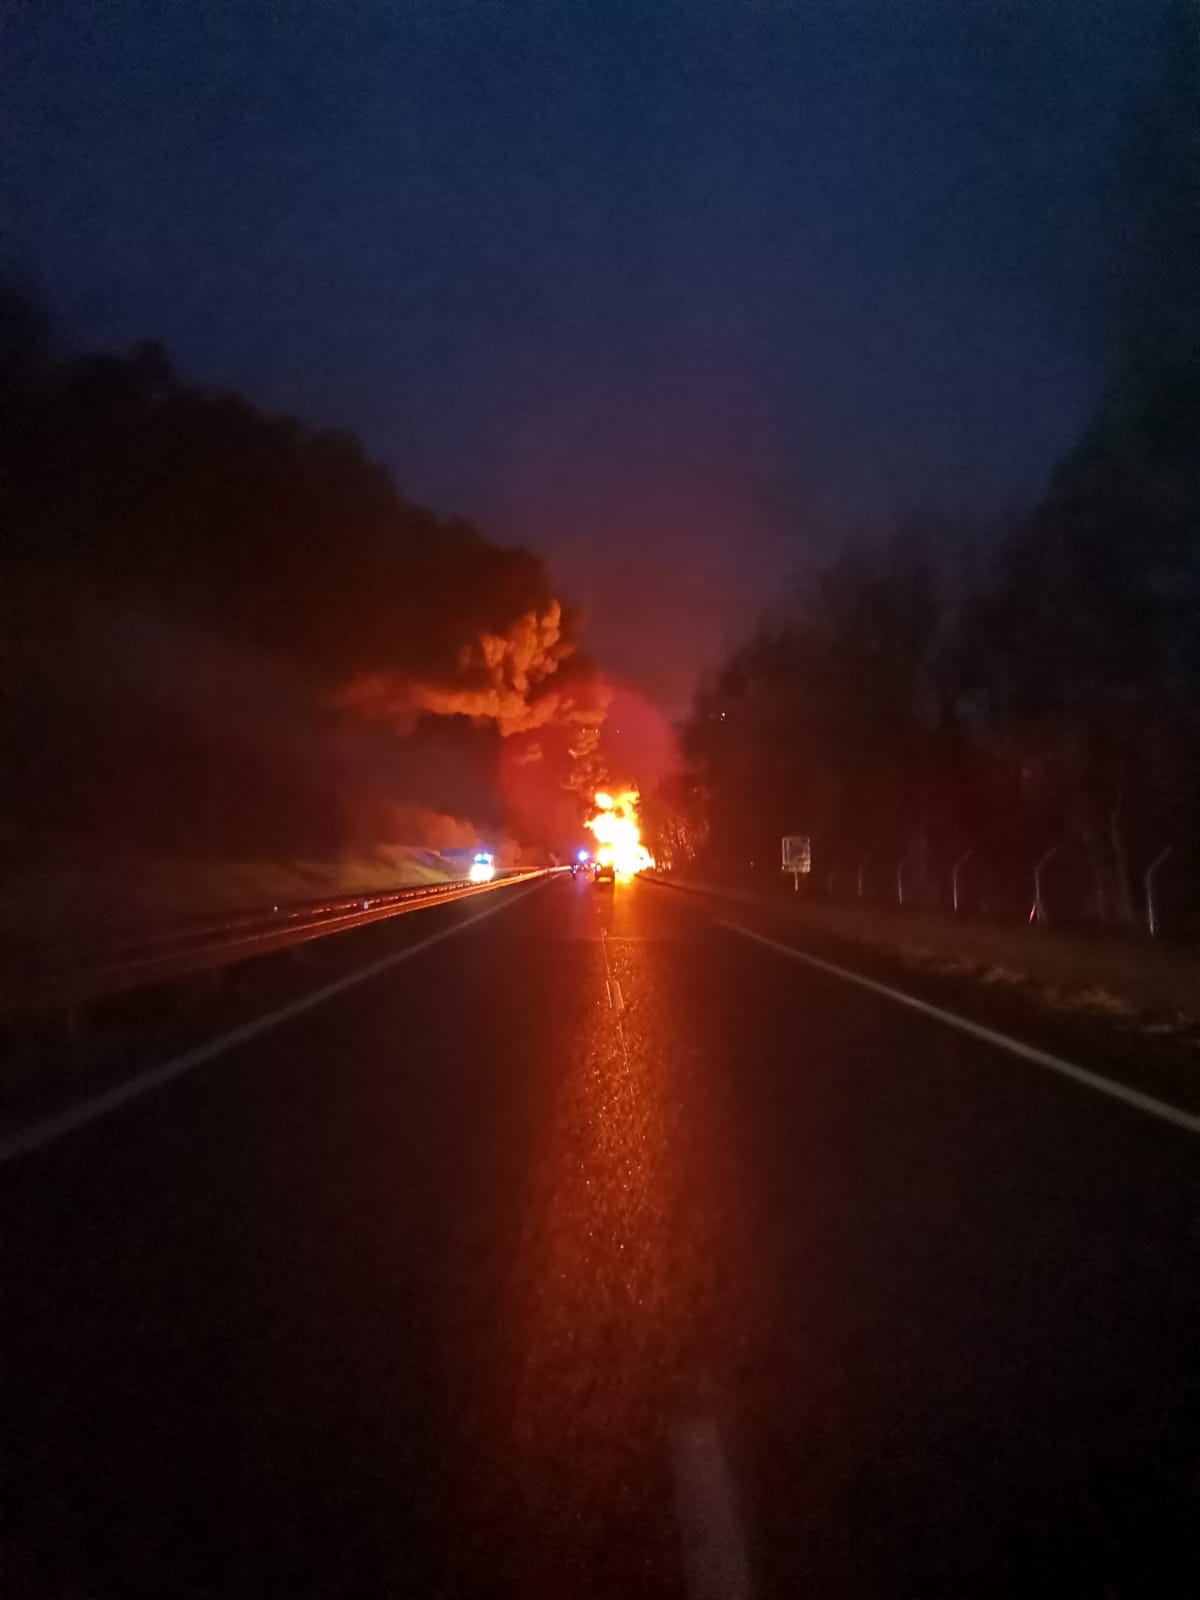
[335, 600, 609, 738]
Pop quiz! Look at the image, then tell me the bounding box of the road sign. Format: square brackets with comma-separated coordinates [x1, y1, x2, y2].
[781, 835, 811, 878]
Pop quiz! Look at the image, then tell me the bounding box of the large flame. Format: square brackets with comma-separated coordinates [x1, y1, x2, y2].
[585, 788, 653, 875]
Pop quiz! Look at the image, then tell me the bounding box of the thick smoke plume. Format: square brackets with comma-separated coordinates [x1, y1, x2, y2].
[1, 299, 609, 869]
[336, 600, 609, 737]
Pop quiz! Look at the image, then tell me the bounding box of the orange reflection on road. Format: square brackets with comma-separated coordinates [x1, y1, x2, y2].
[498, 935, 697, 1581]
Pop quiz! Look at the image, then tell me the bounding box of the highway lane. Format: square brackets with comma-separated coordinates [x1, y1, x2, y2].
[4, 873, 1196, 1597]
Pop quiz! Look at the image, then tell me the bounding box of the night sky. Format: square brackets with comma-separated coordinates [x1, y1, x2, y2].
[2, 0, 1157, 714]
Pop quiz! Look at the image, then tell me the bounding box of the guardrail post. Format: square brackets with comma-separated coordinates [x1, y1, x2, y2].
[952, 849, 973, 913]
[896, 851, 919, 907]
[1144, 844, 1174, 938]
[1031, 846, 1058, 927]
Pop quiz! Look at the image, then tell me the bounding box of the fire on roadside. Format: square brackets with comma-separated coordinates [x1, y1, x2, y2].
[585, 789, 653, 875]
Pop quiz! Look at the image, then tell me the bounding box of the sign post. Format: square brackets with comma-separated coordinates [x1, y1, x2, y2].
[781, 835, 811, 892]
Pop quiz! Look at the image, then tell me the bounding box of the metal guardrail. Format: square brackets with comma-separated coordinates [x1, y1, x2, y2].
[1, 869, 557, 1020]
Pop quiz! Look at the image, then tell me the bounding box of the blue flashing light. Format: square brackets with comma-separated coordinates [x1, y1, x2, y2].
[577, 849, 589, 861]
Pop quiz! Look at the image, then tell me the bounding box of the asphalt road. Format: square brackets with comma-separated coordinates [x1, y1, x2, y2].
[5, 874, 1197, 1598]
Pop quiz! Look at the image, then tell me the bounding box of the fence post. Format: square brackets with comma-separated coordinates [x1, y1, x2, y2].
[897, 851, 918, 907]
[1031, 846, 1058, 927]
[1144, 845, 1174, 939]
[951, 849, 973, 913]
[856, 854, 869, 898]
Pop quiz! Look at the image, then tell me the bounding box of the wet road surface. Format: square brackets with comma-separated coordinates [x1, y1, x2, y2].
[5, 874, 1197, 1596]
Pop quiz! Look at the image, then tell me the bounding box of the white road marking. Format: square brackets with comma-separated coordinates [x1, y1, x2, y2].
[0, 881, 547, 1169]
[671, 1416, 753, 1600]
[597, 925, 631, 1059]
[719, 919, 1200, 1137]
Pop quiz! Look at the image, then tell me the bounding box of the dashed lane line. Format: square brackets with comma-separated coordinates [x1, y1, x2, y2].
[671, 1415, 754, 1600]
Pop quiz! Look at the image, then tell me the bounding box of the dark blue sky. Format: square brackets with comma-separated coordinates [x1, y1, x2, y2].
[2, 0, 1157, 710]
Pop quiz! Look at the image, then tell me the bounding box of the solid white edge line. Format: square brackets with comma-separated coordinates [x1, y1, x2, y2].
[671, 1415, 753, 1600]
[1, 879, 548, 1169]
[717, 920, 1200, 1138]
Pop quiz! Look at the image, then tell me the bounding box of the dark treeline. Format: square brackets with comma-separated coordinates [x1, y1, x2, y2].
[1, 289, 601, 867]
[664, 16, 1199, 934]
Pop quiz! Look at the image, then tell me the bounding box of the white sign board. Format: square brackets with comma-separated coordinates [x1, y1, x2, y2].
[781, 835, 811, 875]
